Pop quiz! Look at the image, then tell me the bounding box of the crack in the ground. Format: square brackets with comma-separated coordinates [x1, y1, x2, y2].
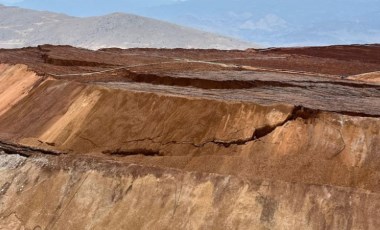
[103, 106, 320, 157]
[0, 140, 65, 157]
[103, 148, 161, 157]
[76, 134, 100, 148]
[189, 106, 319, 148]
[49, 67, 308, 89]
[0, 106, 357, 158]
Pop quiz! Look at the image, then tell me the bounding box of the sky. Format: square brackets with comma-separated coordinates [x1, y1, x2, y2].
[1, 0, 379, 47]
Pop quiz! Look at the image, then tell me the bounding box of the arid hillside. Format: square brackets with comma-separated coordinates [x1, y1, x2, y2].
[0, 44, 379, 229]
[0, 4, 254, 50]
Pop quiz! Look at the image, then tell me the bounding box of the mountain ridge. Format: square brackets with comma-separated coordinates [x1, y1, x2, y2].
[0, 4, 255, 50]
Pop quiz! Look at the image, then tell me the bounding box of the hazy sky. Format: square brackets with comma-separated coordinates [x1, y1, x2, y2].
[1, 0, 379, 46]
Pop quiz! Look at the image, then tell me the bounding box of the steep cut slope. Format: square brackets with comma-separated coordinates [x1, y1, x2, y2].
[0, 4, 254, 50]
[0, 64, 41, 116]
[0, 45, 379, 229]
[1, 154, 380, 230]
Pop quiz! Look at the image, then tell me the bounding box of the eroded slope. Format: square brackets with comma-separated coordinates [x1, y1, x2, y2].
[0, 45, 379, 229]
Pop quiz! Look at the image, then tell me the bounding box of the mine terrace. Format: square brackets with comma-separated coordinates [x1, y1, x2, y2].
[0, 44, 379, 229]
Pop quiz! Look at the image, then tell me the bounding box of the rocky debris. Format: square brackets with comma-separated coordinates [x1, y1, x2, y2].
[1, 153, 380, 229]
[0, 44, 379, 229]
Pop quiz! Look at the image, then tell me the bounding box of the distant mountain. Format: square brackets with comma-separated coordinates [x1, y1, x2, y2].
[5, 0, 380, 47]
[137, 0, 380, 47]
[0, 4, 255, 50]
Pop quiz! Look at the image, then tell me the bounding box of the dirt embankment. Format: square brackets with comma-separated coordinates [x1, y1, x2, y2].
[348, 71, 380, 84]
[0, 45, 379, 229]
[1, 153, 380, 230]
[0, 64, 42, 116]
[0, 64, 378, 193]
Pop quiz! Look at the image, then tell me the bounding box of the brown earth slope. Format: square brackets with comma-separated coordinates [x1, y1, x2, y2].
[0, 44, 379, 229]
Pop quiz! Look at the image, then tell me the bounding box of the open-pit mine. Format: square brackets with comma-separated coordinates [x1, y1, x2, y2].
[0, 44, 379, 229]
